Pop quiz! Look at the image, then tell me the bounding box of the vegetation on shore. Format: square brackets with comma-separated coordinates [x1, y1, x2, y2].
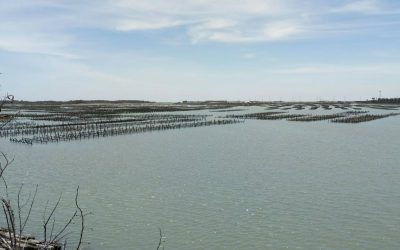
[0, 95, 86, 249]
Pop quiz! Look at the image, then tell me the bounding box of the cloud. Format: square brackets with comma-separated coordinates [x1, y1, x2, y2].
[242, 53, 257, 59]
[105, 0, 400, 43]
[0, 4, 77, 58]
[1, 0, 399, 51]
[274, 63, 400, 74]
[331, 0, 400, 15]
[114, 0, 286, 16]
[200, 19, 238, 30]
[3, 57, 133, 100]
[188, 19, 304, 43]
[0, 34, 77, 59]
[332, 0, 380, 13]
[110, 0, 301, 42]
[0, 0, 308, 46]
[263, 21, 301, 40]
[1, 0, 399, 102]
[116, 19, 188, 31]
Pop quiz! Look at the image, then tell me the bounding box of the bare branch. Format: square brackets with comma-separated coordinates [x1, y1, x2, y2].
[52, 211, 77, 243]
[43, 193, 62, 242]
[0, 152, 14, 178]
[21, 184, 38, 233]
[157, 227, 165, 250]
[63, 239, 67, 250]
[49, 217, 56, 242]
[2, 202, 13, 248]
[2, 198, 17, 248]
[75, 186, 84, 250]
[17, 184, 23, 232]
[17, 183, 23, 248]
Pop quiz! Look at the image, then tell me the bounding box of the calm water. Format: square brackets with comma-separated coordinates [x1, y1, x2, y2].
[1, 107, 400, 249]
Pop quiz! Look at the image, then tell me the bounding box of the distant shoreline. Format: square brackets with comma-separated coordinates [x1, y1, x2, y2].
[7, 98, 400, 106]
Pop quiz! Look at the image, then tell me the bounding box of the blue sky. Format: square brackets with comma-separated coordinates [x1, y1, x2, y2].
[0, 0, 399, 101]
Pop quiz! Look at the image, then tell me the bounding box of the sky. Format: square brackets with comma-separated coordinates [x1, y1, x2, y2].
[0, 0, 399, 101]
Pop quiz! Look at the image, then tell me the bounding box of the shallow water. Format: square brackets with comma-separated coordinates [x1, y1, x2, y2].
[1, 108, 400, 249]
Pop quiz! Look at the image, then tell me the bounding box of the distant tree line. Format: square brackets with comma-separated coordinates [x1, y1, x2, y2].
[364, 98, 400, 104]
[12, 100, 153, 105]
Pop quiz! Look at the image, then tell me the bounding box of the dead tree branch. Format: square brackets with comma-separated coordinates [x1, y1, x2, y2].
[0, 91, 87, 249]
[157, 227, 165, 250]
[75, 186, 84, 250]
[43, 194, 62, 242]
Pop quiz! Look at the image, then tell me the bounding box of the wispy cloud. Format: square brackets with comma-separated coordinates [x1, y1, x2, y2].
[331, 0, 400, 15]
[1, 0, 399, 52]
[274, 63, 400, 74]
[111, 0, 301, 43]
[263, 20, 302, 40]
[0, 4, 76, 58]
[242, 53, 257, 59]
[116, 19, 188, 31]
[0, 34, 77, 59]
[106, 0, 400, 43]
[332, 0, 381, 14]
[188, 19, 305, 43]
